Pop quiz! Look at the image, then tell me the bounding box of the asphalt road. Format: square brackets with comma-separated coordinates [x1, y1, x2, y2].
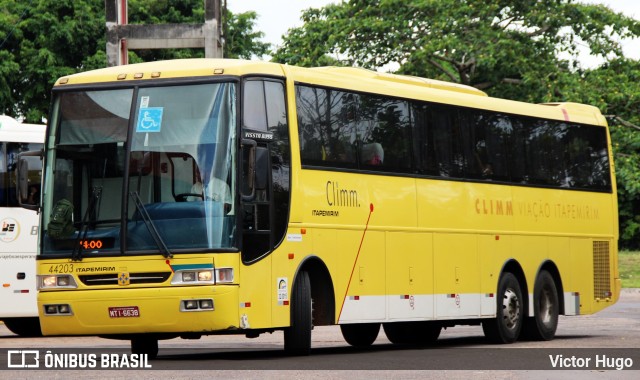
[1, 289, 638, 378]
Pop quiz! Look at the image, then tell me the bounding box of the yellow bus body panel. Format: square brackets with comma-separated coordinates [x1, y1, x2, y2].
[40, 59, 619, 337]
[38, 254, 242, 335]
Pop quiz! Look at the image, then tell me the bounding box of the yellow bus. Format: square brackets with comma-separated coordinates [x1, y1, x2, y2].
[25, 59, 619, 358]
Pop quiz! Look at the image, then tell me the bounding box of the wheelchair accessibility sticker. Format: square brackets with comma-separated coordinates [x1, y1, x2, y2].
[136, 107, 163, 133]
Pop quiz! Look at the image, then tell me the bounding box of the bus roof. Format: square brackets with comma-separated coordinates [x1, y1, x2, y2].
[53, 58, 606, 127]
[0, 115, 46, 143]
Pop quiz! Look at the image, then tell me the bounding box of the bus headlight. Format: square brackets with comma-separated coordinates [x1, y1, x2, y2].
[181, 271, 196, 282]
[38, 275, 77, 289]
[198, 271, 212, 282]
[172, 269, 215, 285]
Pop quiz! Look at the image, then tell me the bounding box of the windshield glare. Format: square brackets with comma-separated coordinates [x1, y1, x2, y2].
[42, 82, 237, 256]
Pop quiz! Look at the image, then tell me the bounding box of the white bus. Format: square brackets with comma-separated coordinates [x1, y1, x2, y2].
[0, 115, 45, 336]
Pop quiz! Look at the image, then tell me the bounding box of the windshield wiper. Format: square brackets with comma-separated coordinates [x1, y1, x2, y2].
[129, 191, 173, 259]
[71, 186, 103, 261]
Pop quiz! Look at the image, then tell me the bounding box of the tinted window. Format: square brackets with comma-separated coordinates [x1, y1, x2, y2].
[296, 83, 611, 192]
[358, 95, 412, 172]
[297, 86, 412, 172]
[3, 142, 44, 207]
[244, 80, 267, 131]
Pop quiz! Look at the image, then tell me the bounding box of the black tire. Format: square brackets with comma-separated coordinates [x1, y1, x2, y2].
[340, 323, 380, 347]
[284, 270, 312, 356]
[131, 337, 158, 360]
[2, 318, 42, 337]
[482, 272, 523, 343]
[383, 321, 441, 345]
[522, 270, 559, 341]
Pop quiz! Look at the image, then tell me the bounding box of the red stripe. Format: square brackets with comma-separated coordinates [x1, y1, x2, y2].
[338, 203, 374, 321]
[562, 108, 570, 122]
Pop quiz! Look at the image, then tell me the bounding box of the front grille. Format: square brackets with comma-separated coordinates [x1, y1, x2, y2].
[78, 272, 171, 286]
[593, 240, 611, 299]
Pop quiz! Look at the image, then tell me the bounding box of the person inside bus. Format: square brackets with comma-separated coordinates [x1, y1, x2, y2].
[23, 185, 39, 205]
[189, 169, 232, 213]
[361, 142, 384, 166]
[474, 140, 493, 177]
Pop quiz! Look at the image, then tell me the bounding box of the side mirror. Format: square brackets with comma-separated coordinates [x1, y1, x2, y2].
[18, 159, 29, 200]
[254, 147, 269, 191]
[16, 150, 43, 210]
[241, 139, 257, 201]
[241, 138, 270, 201]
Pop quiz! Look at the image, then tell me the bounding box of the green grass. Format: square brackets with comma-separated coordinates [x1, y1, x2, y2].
[619, 250, 640, 288]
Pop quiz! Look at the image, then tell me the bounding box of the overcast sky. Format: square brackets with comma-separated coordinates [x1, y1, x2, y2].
[226, 0, 640, 68]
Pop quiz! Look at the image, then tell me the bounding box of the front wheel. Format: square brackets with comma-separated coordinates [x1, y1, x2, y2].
[340, 323, 380, 347]
[522, 270, 559, 341]
[284, 270, 312, 356]
[482, 272, 523, 343]
[2, 318, 42, 337]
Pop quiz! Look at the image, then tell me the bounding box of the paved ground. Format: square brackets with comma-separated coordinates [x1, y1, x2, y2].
[0, 289, 638, 378]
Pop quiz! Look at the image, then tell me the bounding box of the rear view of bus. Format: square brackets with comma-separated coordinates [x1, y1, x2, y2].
[0, 115, 45, 336]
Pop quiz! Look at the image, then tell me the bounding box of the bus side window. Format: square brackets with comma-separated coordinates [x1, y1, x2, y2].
[7, 142, 43, 207]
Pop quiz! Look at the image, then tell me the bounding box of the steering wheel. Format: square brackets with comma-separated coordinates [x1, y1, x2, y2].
[175, 193, 203, 202]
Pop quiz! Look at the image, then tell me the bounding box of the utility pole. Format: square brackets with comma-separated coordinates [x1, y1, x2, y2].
[105, 0, 223, 67]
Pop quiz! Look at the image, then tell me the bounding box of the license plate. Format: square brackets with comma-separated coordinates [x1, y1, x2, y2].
[108, 306, 140, 318]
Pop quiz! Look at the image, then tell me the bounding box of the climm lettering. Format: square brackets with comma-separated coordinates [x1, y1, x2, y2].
[475, 199, 513, 216]
[326, 181, 360, 207]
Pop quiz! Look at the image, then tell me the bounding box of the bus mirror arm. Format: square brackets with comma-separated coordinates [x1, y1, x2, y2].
[16, 150, 43, 211]
[242, 139, 257, 201]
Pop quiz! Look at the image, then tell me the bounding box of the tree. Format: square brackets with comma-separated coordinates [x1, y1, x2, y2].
[573, 59, 640, 249]
[0, 0, 105, 122]
[222, 8, 270, 59]
[0, 0, 269, 122]
[271, 8, 341, 67]
[273, 1, 640, 248]
[273, 0, 639, 102]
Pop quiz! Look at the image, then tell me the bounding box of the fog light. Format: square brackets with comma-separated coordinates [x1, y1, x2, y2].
[58, 304, 71, 314]
[44, 305, 58, 314]
[184, 300, 198, 310]
[199, 299, 214, 309]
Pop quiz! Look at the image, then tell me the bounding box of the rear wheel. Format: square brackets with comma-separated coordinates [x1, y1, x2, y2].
[383, 321, 441, 345]
[522, 270, 559, 341]
[131, 337, 158, 360]
[340, 323, 380, 347]
[284, 270, 312, 356]
[482, 272, 523, 343]
[2, 318, 42, 337]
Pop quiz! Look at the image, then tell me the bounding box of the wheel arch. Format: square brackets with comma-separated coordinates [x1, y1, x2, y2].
[500, 259, 529, 313]
[536, 260, 565, 315]
[295, 255, 335, 326]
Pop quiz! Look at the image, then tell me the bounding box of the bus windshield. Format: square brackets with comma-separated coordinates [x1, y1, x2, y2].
[42, 82, 237, 257]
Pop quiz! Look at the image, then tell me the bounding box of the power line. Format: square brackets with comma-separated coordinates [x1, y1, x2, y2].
[0, 0, 35, 51]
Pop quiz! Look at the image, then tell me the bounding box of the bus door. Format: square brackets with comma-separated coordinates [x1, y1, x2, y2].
[240, 78, 290, 264]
